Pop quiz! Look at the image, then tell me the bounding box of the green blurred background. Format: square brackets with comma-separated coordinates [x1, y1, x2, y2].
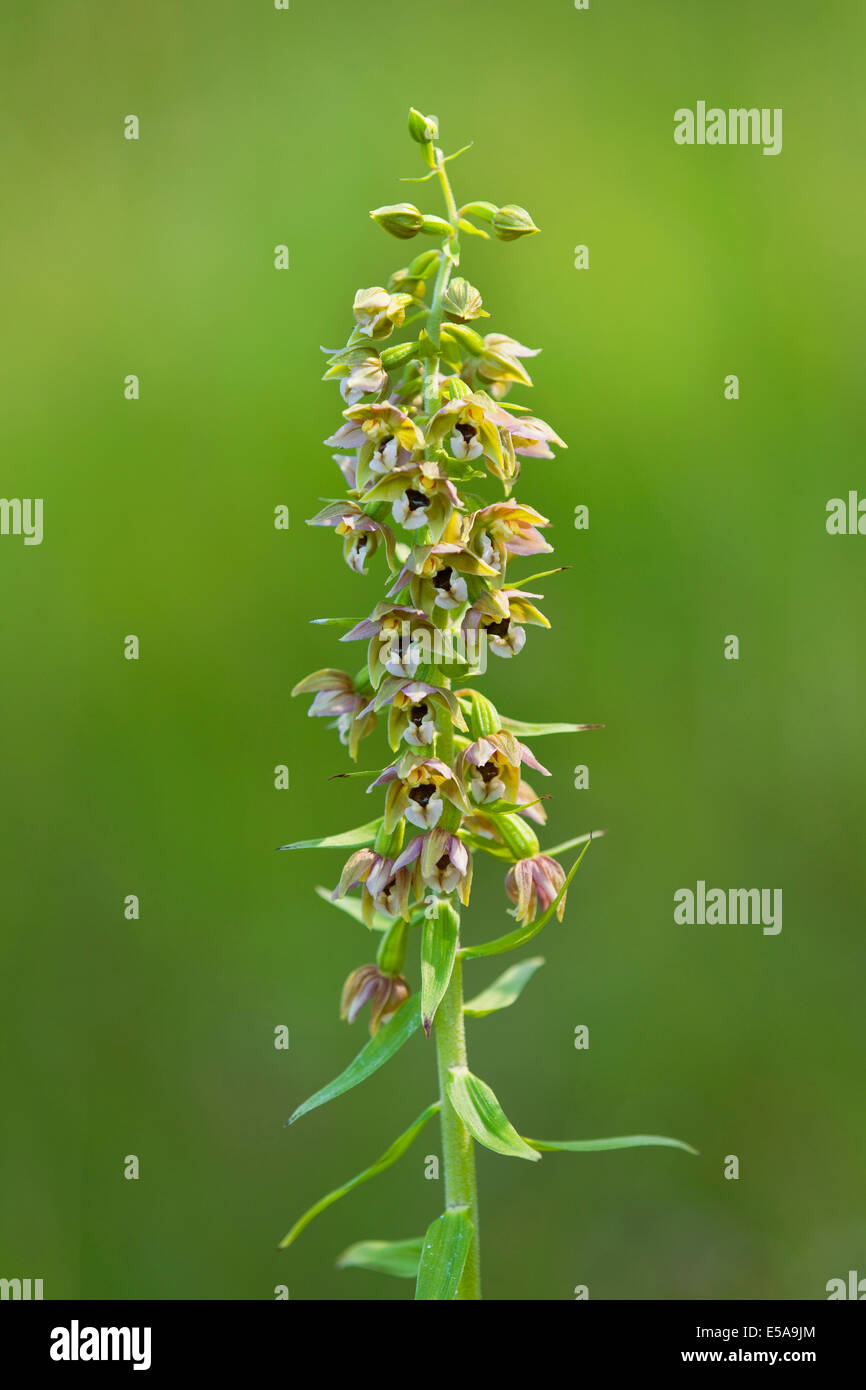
[2, 0, 863, 1300]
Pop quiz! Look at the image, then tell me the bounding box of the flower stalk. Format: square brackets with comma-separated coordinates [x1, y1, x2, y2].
[279, 107, 696, 1301]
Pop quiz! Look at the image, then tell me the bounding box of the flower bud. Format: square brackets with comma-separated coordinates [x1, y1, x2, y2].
[442, 277, 487, 323]
[441, 323, 486, 355]
[370, 203, 424, 240]
[407, 249, 441, 278]
[492, 204, 540, 241]
[420, 214, 453, 237]
[460, 201, 498, 223]
[340, 964, 410, 1035]
[441, 377, 472, 402]
[380, 340, 419, 369]
[408, 108, 439, 144]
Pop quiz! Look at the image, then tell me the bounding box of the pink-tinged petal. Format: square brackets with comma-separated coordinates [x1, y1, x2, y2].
[325, 423, 367, 448]
[367, 766, 399, 791]
[464, 737, 496, 767]
[341, 617, 382, 642]
[308, 690, 358, 717]
[393, 837, 423, 872]
[386, 565, 413, 598]
[446, 836, 469, 874]
[518, 743, 551, 776]
[506, 530, 553, 556]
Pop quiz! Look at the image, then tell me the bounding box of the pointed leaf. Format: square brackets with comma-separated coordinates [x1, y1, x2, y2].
[287, 995, 422, 1124]
[278, 818, 383, 852]
[278, 1102, 439, 1248]
[526, 1134, 698, 1156]
[421, 900, 459, 1035]
[447, 1067, 539, 1162]
[544, 828, 606, 857]
[415, 1207, 474, 1300]
[336, 1237, 423, 1279]
[461, 836, 595, 960]
[500, 717, 603, 738]
[463, 957, 545, 1017]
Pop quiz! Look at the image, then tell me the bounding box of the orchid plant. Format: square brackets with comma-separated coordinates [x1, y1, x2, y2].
[280, 109, 695, 1300]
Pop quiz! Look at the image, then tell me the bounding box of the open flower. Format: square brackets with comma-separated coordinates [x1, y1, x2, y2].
[342, 603, 435, 688]
[334, 846, 417, 924]
[386, 515, 499, 616]
[322, 344, 389, 405]
[361, 459, 460, 543]
[307, 500, 396, 575]
[426, 390, 529, 484]
[474, 332, 540, 396]
[463, 587, 549, 657]
[340, 963, 411, 1034]
[290, 668, 376, 761]
[394, 828, 473, 903]
[326, 401, 425, 483]
[460, 731, 550, 806]
[369, 753, 470, 832]
[360, 676, 467, 750]
[468, 500, 552, 573]
[505, 854, 567, 925]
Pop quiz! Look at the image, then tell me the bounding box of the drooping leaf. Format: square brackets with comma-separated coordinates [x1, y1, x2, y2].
[463, 957, 545, 1017]
[278, 1102, 440, 1249]
[500, 717, 604, 738]
[525, 1134, 698, 1156]
[461, 835, 595, 960]
[314, 885, 390, 932]
[336, 1236, 424, 1279]
[287, 995, 422, 1124]
[415, 1206, 474, 1300]
[420, 899, 460, 1034]
[447, 1067, 539, 1162]
[278, 818, 383, 852]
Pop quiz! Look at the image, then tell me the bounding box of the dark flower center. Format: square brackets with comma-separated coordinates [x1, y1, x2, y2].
[456, 422, 476, 443]
[433, 566, 454, 591]
[436, 853, 452, 871]
[410, 703, 429, 725]
[405, 488, 429, 511]
[409, 783, 437, 807]
[479, 760, 500, 783]
[484, 617, 510, 638]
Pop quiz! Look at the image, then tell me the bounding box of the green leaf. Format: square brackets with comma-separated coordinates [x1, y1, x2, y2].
[287, 995, 422, 1124]
[544, 828, 606, 857]
[447, 1067, 539, 1162]
[463, 957, 545, 1017]
[525, 1134, 699, 1156]
[314, 885, 390, 933]
[278, 1102, 440, 1249]
[278, 818, 383, 852]
[461, 835, 595, 960]
[415, 1207, 474, 1300]
[336, 1236, 423, 1279]
[500, 717, 604, 738]
[420, 899, 460, 1035]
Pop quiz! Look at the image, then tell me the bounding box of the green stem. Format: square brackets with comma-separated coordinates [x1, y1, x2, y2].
[422, 153, 460, 416]
[434, 953, 481, 1299]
